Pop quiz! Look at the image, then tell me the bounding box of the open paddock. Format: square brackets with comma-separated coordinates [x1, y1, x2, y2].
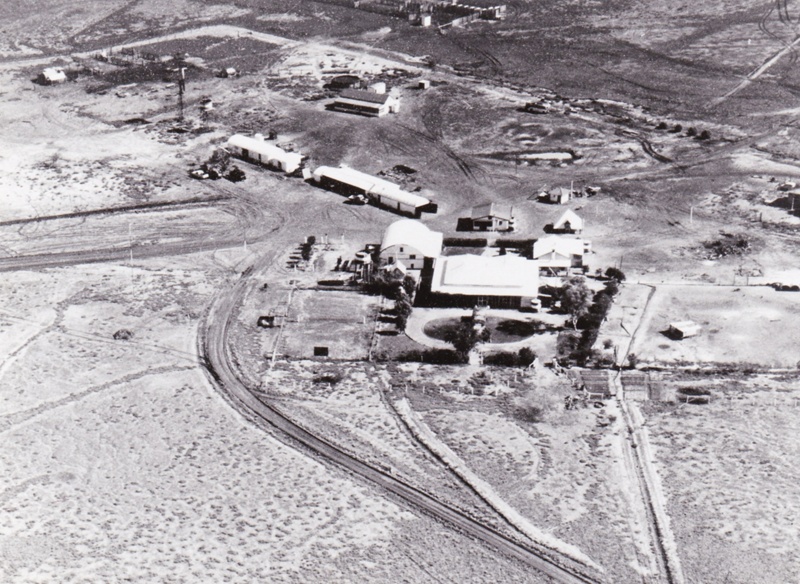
[279, 289, 380, 360]
[632, 285, 800, 368]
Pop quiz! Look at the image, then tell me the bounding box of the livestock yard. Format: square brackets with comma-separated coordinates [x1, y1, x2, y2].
[1, 1, 800, 583]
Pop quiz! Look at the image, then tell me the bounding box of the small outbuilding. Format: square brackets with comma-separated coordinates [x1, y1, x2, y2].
[38, 67, 67, 85]
[546, 187, 572, 205]
[552, 209, 584, 234]
[469, 203, 515, 232]
[667, 321, 701, 340]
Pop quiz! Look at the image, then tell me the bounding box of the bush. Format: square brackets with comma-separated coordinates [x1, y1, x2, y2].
[423, 348, 462, 364]
[113, 329, 134, 341]
[656, 121, 668, 130]
[604, 280, 620, 297]
[557, 331, 580, 357]
[698, 130, 711, 140]
[686, 126, 697, 137]
[605, 267, 626, 282]
[671, 123, 683, 133]
[518, 347, 537, 366]
[313, 372, 343, 384]
[443, 237, 488, 247]
[396, 348, 463, 364]
[494, 238, 535, 249]
[483, 352, 520, 366]
[396, 350, 423, 362]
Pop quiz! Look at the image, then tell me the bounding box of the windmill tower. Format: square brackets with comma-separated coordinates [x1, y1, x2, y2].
[178, 66, 186, 121]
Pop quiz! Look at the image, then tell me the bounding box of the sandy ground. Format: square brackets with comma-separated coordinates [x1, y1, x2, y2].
[644, 379, 800, 584]
[631, 284, 800, 368]
[0, 259, 552, 584]
[403, 366, 658, 583]
[1, 5, 800, 582]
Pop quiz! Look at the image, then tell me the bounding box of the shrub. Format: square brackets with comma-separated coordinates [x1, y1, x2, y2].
[113, 329, 134, 341]
[698, 130, 711, 140]
[686, 127, 697, 137]
[557, 331, 580, 357]
[604, 267, 626, 282]
[518, 347, 537, 366]
[443, 237, 488, 247]
[656, 121, 668, 130]
[312, 372, 343, 384]
[397, 350, 423, 362]
[484, 352, 520, 366]
[422, 348, 462, 364]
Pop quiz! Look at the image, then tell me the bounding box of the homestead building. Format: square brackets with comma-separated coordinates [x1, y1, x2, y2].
[380, 219, 443, 274]
[426, 254, 540, 310]
[552, 209, 584, 234]
[469, 203, 515, 232]
[532, 236, 590, 274]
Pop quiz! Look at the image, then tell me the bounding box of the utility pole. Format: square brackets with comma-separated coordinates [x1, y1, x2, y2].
[178, 67, 186, 121]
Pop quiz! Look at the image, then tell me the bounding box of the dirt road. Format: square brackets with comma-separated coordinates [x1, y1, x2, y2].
[199, 251, 606, 584]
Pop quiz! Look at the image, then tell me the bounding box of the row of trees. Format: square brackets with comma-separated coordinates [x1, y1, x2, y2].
[558, 268, 626, 366]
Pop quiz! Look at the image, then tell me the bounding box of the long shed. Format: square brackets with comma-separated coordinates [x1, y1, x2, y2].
[226, 134, 303, 174]
[312, 166, 436, 217]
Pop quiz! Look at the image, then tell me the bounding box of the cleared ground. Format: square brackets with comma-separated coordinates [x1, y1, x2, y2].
[632, 284, 800, 368]
[3, 1, 800, 582]
[644, 378, 800, 584]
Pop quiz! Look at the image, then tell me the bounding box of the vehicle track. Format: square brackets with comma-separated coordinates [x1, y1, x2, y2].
[198, 266, 605, 584]
[0, 196, 230, 228]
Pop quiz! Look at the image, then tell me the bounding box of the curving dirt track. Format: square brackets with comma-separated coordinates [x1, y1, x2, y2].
[198, 257, 606, 584]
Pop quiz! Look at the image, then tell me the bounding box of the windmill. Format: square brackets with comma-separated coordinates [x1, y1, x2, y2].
[178, 66, 186, 121]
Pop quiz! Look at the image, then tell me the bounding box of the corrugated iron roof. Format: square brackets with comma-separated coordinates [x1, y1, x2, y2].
[338, 88, 390, 104]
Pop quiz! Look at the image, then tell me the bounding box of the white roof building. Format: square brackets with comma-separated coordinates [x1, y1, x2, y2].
[39, 67, 67, 85]
[313, 166, 433, 217]
[226, 134, 303, 174]
[430, 254, 539, 298]
[547, 187, 572, 204]
[331, 88, 400, 117]
[470, 202, 515, 231]
[553, 209, 584, 233]
[380, 219, 443, 272]
[668, 321, 701, 339]
[533, 236, 589, 271]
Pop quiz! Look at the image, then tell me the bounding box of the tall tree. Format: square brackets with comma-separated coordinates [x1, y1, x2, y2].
[560, 276, 592, 330]
[445, 321, 490, 363]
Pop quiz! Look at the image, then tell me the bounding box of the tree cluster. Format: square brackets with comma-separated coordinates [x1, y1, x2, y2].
[444, 320, 490, 363]
[483, 347, 537, 367]
[557, 273, 623, 367]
